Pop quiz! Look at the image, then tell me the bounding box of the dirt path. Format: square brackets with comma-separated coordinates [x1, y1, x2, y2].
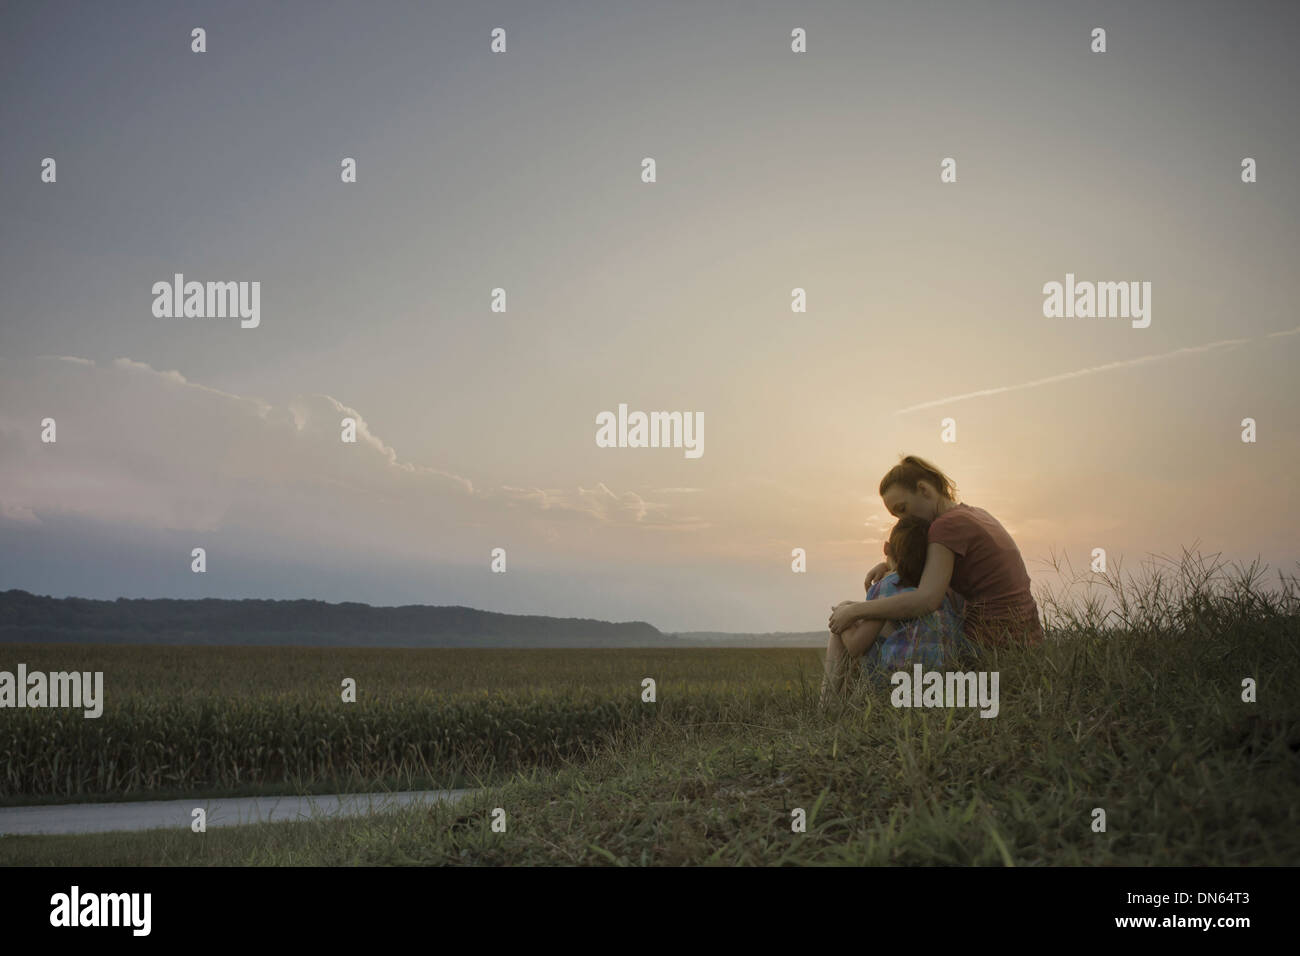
[0, 789, 477, 836]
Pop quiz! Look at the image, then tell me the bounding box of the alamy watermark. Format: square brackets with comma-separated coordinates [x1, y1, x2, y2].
[595, 403, 703, 458]
[152, 273, 260, 328]
[1042, 273, 1150, 328]
[50, 886, 150, 936]
[0, 665, 103, 718]
[890, 665, 999, 718]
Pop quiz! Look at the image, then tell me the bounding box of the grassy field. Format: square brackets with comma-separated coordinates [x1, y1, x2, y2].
[0, 645, 813, 804]
[2, 550, 1298, 865]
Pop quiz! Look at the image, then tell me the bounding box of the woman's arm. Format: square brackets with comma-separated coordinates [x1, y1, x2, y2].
[829, 543, 955, 632]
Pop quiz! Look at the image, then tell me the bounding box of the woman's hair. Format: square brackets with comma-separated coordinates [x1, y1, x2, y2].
[878, 454, 957, 501]
[887, 515, 932, 589]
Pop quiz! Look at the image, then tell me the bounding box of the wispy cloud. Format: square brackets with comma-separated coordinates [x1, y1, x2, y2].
[0, 356, 699, 532]
[894, 335, 1260, 415]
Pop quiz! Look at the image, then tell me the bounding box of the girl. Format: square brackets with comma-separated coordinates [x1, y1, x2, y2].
[828, 455, 1045, 649]
[820, 515, 973, 704]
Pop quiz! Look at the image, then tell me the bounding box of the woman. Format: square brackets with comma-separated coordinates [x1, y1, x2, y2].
[828, 455, 1044, 653]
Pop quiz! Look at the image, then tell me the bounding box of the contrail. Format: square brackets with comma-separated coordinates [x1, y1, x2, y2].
[894, 336, 1256, 415]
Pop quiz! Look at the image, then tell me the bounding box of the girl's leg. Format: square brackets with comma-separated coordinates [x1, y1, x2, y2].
[820, 619, 886, 707]
[820, 601, 859, 706]
[841, 618, 885, 659]
[820, 629, 850, 707]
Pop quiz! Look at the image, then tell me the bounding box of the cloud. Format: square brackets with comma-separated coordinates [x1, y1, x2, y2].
[493, 482, 709, 529]
[0, 356, 700, 544]
[862, 513, 893, 532]
[107, 356, 274, 416]
[0, 501, 40, 524]
[288, 393, 474, 493]
[498, 482, 649, 521]
[894, 335, 1256, 414]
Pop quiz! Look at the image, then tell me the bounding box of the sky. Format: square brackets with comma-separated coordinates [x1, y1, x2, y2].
[1, 0, 1298, 633]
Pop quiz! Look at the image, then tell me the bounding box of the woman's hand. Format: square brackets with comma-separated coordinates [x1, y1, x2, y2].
[863, 562, 889, 591]
[828, 601, 865, 634]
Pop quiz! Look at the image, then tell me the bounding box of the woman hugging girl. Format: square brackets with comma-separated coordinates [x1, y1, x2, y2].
[820, 514, 973, 704]
[820, 455, 1043, 706]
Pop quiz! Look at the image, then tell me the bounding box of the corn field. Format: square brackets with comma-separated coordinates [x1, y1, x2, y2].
[1, 646, 819, 799]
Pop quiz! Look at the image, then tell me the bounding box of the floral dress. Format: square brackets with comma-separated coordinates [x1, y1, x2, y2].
[859, 572, 976, 683]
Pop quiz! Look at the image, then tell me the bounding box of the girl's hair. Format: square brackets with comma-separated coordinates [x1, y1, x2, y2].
[887, 516, 932, 589]
[878, 454, 957, 501]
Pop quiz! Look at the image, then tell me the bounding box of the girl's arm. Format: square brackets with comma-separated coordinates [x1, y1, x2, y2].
[829, 543, 956, 632]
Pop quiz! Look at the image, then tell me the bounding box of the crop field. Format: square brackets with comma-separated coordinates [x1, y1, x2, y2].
[2, 552, 1298, 865]
[0, 645, 819, 802]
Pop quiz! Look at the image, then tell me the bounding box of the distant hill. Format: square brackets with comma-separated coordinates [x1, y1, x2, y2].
[0, 590, 672, 648]
[0, 590, 829, 649]
[668, 631, 826, 647]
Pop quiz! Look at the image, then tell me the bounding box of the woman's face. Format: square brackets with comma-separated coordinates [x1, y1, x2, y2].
[882, 482, 938, 522]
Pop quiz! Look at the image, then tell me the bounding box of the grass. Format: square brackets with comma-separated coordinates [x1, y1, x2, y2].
[1, 548, 1297, 865]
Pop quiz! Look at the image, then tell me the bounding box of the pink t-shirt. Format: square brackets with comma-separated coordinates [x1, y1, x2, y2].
[927, 503, 1044, 647]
